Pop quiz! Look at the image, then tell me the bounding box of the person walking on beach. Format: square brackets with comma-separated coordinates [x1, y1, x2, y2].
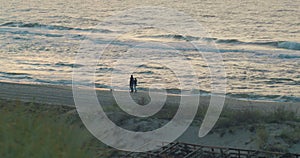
[129, 75, 134, 93]
[133, 78, 137, 92]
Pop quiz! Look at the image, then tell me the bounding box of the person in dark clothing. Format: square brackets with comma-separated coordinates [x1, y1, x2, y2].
[133, 78, 137, 92]
[129, 75, 134, 92]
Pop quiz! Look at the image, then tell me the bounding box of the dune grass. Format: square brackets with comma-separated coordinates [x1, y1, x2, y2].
[2, 98, 298, 157]
[0, 99, 114, 158]
[214, 107, 300, 129]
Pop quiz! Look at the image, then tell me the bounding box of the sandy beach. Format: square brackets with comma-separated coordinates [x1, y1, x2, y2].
[0, 81, 298, 115]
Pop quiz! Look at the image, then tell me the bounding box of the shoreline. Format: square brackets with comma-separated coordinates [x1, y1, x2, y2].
[0, 81, 299, 115]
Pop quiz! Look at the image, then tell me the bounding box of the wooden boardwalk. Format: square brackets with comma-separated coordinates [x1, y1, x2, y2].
[122, 142, 300, 158]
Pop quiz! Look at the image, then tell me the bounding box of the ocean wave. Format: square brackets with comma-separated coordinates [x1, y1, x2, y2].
[137, 64, 166, 70]
[0, 72, 32, 80]
[97, 67, 114, 73]
[0, 21, 113, 33]
[214, 39, 300, 51]
[54, 62, 83, 68]
[217, 40, 300, 51]
[277, 41, 300, 51]
[0, 29, 64, 38]
[264, 78, 295, 84]
[137, 34, 300, 51]
[137, 34, 201, 41]
[4, 76, 33, 80]
[0, 72, 30, 76]
[34, 79, 72, 85]
[215, 39, 242, 44]
[278, 54, 300, 59]
[95, 83, 111, 89]
[18, 62, 52, 67]
[216, 39, 300, 50]
[136, 71, 155, 74]
[227, 93, 300, 102]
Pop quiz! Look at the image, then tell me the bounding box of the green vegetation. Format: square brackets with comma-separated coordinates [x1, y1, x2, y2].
[0, 99, 114, 158]
[267, 107, 299, 123]
[209, 106, 300, 152]
[256, 126, 269, 149]
[214, 108, 299, 129]
[279, 127, 300, 144]
[1, 98, 299, 156]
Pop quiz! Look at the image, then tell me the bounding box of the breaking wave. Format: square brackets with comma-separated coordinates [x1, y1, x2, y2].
[0, 21, 113, 33]
[137, 34, 300, 51]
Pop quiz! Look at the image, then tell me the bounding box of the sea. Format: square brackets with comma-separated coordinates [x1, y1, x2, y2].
[0, 0, 299, 102]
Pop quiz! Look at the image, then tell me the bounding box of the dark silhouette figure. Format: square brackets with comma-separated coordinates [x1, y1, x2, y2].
[133, 78, 137, 92]
[129, 75, 134, 92]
